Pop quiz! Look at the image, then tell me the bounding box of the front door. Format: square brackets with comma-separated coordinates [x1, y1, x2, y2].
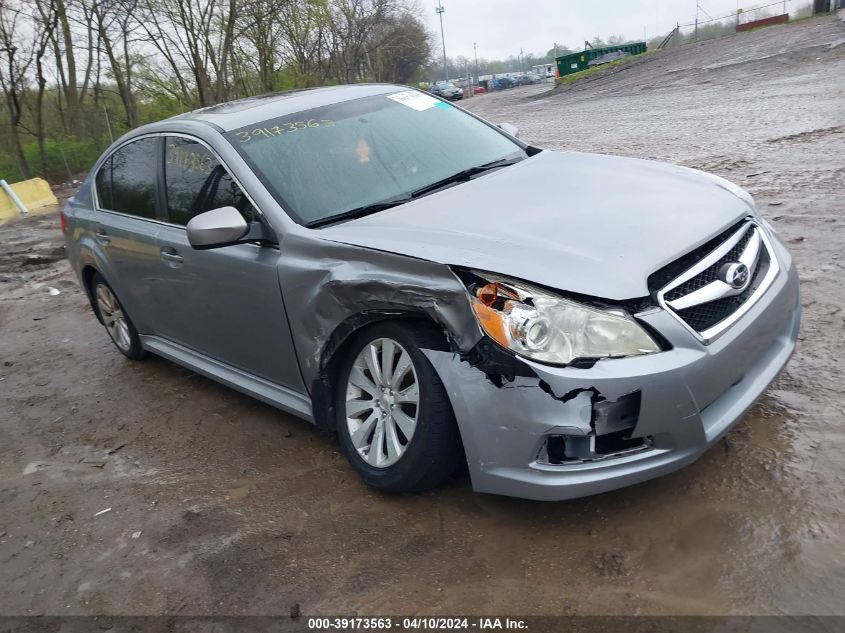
[148, 135, 304, 392]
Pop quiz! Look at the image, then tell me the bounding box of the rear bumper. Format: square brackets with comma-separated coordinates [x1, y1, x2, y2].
[426, 232, 800, 501]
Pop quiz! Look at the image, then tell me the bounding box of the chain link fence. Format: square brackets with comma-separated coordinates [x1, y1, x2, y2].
[657, 0, 822, 49]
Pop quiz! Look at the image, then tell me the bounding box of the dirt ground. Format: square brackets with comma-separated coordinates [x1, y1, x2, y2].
[1, 14, 844, 618]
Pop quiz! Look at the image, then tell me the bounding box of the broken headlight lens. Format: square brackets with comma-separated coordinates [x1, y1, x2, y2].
[469, 277, 660, 365]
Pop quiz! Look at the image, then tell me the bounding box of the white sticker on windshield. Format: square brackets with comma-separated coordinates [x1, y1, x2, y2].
[387, 90, 439, 111]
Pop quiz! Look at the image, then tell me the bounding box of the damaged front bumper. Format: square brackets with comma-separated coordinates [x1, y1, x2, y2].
[424, 247, 800, 501]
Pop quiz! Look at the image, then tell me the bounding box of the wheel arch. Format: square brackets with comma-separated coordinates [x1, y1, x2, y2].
[76, 235, 123, 326]
[310, 310, 451, 431]
[81, 264, 104, 324]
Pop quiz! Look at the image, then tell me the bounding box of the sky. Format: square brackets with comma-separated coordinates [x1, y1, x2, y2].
[422, 0, 798, 60]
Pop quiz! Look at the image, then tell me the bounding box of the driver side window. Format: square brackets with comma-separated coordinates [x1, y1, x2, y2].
[164, 137, 255, 226]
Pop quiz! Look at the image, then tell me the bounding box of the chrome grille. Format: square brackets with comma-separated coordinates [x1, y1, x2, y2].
[656, 220, 780, 343]
[664, 225, 754, 302]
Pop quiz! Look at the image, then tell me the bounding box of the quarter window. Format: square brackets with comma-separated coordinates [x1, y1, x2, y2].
[95, 163, 113, 210]
[96, 137, 158, 219]
[164, 137, 255, 226]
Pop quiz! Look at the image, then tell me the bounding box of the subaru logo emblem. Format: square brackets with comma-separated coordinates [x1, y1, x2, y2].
[720, 262, 750, 290]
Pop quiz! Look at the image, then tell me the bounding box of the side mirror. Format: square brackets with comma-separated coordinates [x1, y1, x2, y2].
[498, 122, 519, 138]
[186, 206, 249, 249]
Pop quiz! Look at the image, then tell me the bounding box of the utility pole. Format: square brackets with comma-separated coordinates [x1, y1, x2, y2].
[473, 42, 479, 87]
[465, 60, 470, 97]
[694, 1, 699, 41]
[436, 0, 448, 81]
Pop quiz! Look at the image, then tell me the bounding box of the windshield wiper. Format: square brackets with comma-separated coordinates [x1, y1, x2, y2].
[307, 156, 524, 228]
[406, 156, 524, 199]
[307, 194, 412, 228]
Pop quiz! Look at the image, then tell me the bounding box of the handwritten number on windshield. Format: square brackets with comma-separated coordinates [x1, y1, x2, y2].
[236, 119, 334, 144]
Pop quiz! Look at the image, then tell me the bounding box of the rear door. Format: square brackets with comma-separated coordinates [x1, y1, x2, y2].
[93, 136, 162, 330]
[150, 135, 304, 391]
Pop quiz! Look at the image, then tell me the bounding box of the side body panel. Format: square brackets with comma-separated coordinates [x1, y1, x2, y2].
[64, 200, 161, 335]
[91, 212, 162, 330]
[152, 225, 305, 391]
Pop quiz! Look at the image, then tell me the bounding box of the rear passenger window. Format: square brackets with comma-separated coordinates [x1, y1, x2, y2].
[96, 137, 158, 219]
[164, 137, 255, 226]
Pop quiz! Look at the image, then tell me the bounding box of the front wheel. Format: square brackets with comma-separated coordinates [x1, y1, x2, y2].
[335, 321, 464, 493]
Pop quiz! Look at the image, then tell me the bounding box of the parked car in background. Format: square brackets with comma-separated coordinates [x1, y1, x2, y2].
[429, 81, 463, 100]
[492, 76, 515, 90]
[63, 83, 800, 501]
[517, 73, 542, 85]
[473, 85, 486, 95]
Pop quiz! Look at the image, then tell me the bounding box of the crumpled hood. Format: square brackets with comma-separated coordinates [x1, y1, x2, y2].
[317, 150, 751, 300]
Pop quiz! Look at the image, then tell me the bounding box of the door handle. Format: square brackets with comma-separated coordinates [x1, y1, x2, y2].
[159, 248, 184, 264]
[94, 228, 110, 244]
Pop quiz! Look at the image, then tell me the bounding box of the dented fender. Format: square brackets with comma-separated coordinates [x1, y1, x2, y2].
[276, 233, 482, 425]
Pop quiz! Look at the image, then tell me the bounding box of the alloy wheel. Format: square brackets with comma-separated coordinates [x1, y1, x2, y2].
[95, 283, 132, 352]
[345, 337, 419, 468]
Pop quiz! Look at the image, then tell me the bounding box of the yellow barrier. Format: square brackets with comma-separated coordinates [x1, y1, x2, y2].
[0, 178, 59, 222]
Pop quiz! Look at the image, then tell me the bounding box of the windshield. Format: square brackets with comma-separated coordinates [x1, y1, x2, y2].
[226, 90, 524, 226]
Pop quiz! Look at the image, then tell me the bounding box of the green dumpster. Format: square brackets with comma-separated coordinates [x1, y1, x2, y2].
[555, 42, 647, 78]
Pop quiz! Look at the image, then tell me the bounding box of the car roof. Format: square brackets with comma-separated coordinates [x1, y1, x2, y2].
[162, 83, 406, 133]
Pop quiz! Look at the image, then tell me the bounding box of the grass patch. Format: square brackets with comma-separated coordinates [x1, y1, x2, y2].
[554, 53, 651, 87]
[0, 137, 106, 183]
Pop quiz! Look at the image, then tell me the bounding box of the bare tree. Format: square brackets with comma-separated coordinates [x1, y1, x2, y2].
[211, 0, 237, 102]
[235, 0, 287, 93]
[368, 9, 431, 83]
[279, 0, 332, 86]
[136, 0, 238, 107]
[0, 0, 435, 181]
[0, 0, 34, 178]
[92, 0, 139, 127]
[327, 0, 390, 84]
[32, 0, 59, 174]
[37, 0, 97, 135]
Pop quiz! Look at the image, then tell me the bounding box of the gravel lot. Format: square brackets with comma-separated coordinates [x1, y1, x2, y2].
[1, 13, 843, 617]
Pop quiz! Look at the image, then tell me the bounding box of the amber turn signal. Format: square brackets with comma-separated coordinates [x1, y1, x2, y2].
[471, 299, 512, 348]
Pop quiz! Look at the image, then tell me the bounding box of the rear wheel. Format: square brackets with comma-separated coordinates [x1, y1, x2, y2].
[335, 321, 463, 492]
[91, 272, 145, 360]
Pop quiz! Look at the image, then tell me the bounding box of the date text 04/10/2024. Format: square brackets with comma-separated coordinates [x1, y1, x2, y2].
[307, 617, 528, 630]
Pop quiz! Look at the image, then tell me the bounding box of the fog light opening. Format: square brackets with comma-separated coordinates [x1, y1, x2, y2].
[543, 433, 652, 465]
[594, 431, 650, 456]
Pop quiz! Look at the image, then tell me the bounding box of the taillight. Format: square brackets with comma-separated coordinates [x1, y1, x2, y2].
[60, 210, 68, 233]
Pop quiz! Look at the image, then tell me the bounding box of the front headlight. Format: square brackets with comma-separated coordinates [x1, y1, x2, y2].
[468, 275, 660, 365]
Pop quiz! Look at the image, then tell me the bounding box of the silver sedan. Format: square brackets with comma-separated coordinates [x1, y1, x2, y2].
[62, 84, 800, 500]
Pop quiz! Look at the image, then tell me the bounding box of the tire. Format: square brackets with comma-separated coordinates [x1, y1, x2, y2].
[90, 272, 145, 360]
[335, 321, 464, 493]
